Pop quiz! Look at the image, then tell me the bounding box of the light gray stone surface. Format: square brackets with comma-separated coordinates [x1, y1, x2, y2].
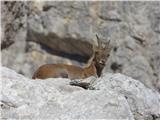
[1, 67, 133, 119]
[92, 73, 160, 120]
[1, 67, 160, 119]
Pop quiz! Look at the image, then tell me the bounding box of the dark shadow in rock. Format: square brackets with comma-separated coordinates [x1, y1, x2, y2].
[113, 47, 117, 52]
[26, 30, 92, 63]
[110, 62, 122, 72]
[40, 43, 89, 63]
[70, 80, 90, 89]
[130, 35, 146, 47]
[1, 40, 14, 50]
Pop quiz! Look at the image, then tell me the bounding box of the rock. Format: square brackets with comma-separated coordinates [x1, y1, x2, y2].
[2, 1, 160, 91]
[1, 67, 134, 119]
[1, 67, 160, 119]
[1, 1, 27, 50]
[69, 76, 97, 89]
[92, 73, 160, 120]
[1, 1, 28, 76]
[98, 1, 122, 22]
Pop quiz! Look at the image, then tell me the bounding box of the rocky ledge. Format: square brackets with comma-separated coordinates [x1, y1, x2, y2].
[1, 66, 160, 120]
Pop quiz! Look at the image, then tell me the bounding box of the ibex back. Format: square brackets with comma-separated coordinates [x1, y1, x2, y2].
[32, 35, 111, 80]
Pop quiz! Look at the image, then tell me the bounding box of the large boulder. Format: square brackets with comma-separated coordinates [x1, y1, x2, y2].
[1, 67, 133, 119]
[92, 73, 160, 120]
[1, 67, 160, 119]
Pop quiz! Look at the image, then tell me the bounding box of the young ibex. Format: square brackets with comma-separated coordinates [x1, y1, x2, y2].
[32, 35, 111, 80]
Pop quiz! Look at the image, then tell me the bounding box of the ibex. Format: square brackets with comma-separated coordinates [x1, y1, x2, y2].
[32, 35, 111, 80]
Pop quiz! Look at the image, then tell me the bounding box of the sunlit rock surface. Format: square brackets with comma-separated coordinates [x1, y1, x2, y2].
[1, 67, 160, 119]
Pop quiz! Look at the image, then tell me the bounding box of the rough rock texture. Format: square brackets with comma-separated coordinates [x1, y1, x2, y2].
[1, 1, 27, 50]
[1, 1, 29, 76]
[92, 73, 160, 120]
[1, 67, 133, 119]
[1, 1, 160, 91]
[1, 67, 160, 120]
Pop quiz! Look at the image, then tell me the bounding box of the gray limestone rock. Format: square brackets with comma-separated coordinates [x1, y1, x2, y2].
[1, 67, 134, 119]
[1, 1, 160, 91]
[92, 73, 160, 120]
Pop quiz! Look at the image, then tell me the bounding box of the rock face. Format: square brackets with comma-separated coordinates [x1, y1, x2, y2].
[1, 1, 160, 91]
[1, 2, 27, 50]
[1, 67, 160, 120]
[92, 74, 160, 120]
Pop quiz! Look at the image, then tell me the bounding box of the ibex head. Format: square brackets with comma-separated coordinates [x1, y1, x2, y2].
[92, 34, 112, 77]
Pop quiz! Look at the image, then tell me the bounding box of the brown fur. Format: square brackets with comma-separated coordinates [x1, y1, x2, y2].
[32, 63, 97, 80]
